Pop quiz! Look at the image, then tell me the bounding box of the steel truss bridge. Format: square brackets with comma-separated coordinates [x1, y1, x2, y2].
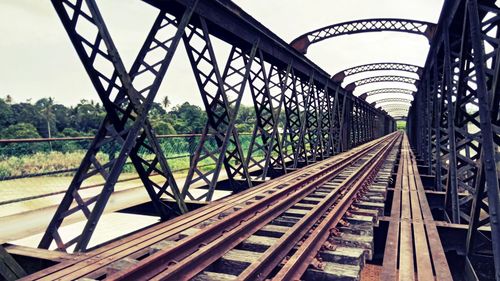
[0, 0, 498, 280]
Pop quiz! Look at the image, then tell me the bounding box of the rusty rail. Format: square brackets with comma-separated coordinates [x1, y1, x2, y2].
[106, 132, 400, 280]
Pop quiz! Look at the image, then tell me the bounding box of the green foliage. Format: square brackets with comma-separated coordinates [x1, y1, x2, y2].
[0, 151, 107, 178]
[0, 96, 263, 178]
[0, 123, 45, 156]
[0, 99, 14, 128]
[152, 121, 177, 135]
[70, 99, 105, 133]
[1, 123, 40, 139]
[396, 120, 407, 130]
[168, 102, 206, 133]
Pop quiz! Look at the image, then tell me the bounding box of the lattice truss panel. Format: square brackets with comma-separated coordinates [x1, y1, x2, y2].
[281, 72, 312, 167]
[180, 16, 255, 201]
[245, 54, 288, 180]
[407, 0, 500, 278]
[39, 0, 197, 252]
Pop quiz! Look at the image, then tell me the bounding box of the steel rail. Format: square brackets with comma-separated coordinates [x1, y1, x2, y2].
[237, 133, 400, 280]
[273, 133, 400, 280]
[23, 136, 384, 281]
[106, 134, 397, 280]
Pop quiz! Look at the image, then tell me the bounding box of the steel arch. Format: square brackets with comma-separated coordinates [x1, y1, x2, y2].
[381, 103, 411, 108]
[372, 98, 413, 106]
[376, 103, 412, 110]
[359, 88, 415, 99]
[367, 94, 414, 103]
[291, 18, 436, 54]
[390, 112, 409, 116]
[332, 62, 423, 82]
[386, 111, 410, 118]
[383, 107, 410, 113]
[385, 108, 410, 112]
[346, 75, 419, 91]
[381, 104, 411, 110]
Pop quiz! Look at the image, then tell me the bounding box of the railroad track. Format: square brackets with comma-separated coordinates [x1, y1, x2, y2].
[107, 132, 401, 281]
[21, 132, 401, 281]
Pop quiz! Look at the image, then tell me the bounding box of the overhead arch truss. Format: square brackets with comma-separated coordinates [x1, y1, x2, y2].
[332, 62, 423, 82]
[381, 105, 410, 112]
[372, 98, 413, 106]
[290, 18, 437, 54]
[406, 0, 500, 278]
[345, 75, 419, 91]
[359, 88, 415, 99]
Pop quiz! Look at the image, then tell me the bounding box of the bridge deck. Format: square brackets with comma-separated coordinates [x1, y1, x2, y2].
[17, 134, 400, 281]
[381, 135, 452, 281]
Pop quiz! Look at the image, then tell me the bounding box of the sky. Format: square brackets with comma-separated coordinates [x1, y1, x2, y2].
[0, 0, 444, 116]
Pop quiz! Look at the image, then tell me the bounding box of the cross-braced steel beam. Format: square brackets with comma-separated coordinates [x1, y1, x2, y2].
[407, 0, 500, 279]
[39, 0, 197, 252]
[181, 17, 255, 201]
[42, 0, 396, 253]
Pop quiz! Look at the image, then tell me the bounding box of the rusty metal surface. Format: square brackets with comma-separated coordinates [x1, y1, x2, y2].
[107, 133, 400, 280]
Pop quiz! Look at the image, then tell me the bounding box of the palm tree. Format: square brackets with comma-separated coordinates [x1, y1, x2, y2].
[35, 98, 55, 138]
[162, 95, 171, 110]
[45, 97, 54, 139]
[5, 94, 12, 104]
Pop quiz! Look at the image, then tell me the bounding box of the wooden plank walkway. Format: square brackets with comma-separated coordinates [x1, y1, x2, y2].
[381, 134, 453, 281]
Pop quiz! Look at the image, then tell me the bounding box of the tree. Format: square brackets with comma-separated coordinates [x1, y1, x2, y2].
[0, 123, 44, 155]
[52, 104, 71, 132]
[71, 100, 105, 133]
[235, 106, 256, 132]
[35, 98, 55, 138]
[0, 123, 40, 139]
[162, 96, 171, 110]
[5, 94, 12, 104]
[10, 102, 45, 136]
[0, 99, 14, 128]
[149, 102, 167, 117]
[169, 102, 206, 133]
[152, 120, 176, 135]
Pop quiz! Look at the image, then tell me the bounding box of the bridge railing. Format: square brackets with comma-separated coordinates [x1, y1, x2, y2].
[0, 133, 257, 181]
